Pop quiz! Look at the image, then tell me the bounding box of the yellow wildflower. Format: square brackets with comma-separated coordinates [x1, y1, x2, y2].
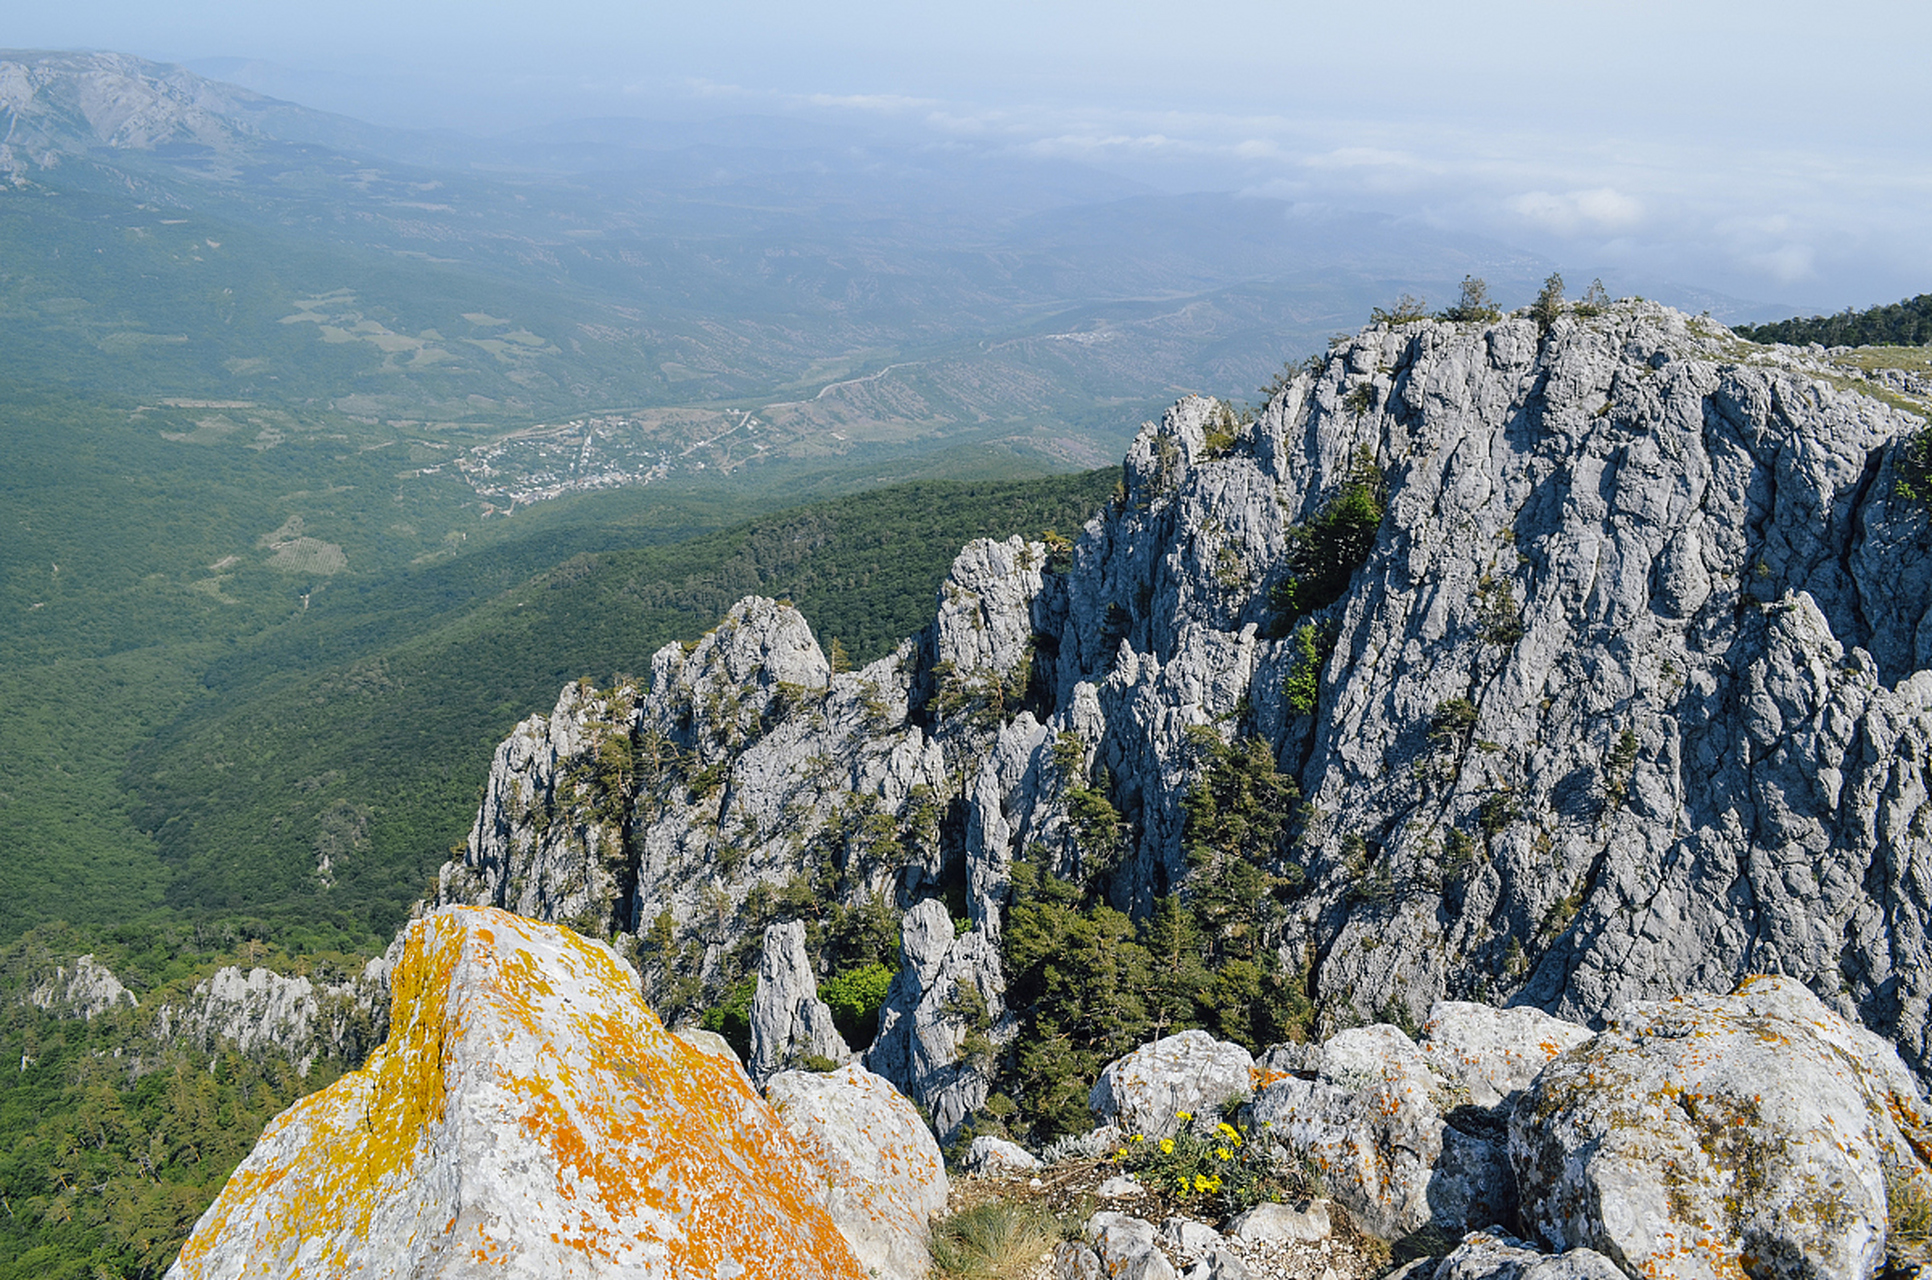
[1215, 1148, 1232, 1161]
[1159, 1138, 1175, 1154]
[1176, 1111, 1192, 1122]
[1130, 1134, 1143, 1142]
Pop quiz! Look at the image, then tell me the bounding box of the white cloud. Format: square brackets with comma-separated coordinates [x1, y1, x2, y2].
[1508, 187, 1645, 233]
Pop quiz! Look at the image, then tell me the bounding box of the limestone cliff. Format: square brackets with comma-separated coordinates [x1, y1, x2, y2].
[437, 300, 1932, 1113]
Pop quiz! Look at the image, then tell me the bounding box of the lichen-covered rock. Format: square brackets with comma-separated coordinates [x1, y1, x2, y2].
[1087, 1211, 1179, 1280]
[1429, 1230, 1624, 1280]
[765, 1063, 947, 1280]
[1089, 1030, 1255, 1139]
[1225, 1201, 1331, 1243]
[750, 920, 852, 1082]
[167, 906, 867, 1280]
[1509, 975, 1932, 1280]
[1420, 1002, 1593, 1111]
[1251, 1022, 1510, 1241]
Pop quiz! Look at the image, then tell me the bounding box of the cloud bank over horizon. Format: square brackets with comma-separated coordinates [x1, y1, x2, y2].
[12, 0, 1927, 314]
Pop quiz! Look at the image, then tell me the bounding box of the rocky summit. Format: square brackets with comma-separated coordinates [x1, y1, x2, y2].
[166, 906, 878, 1279]
[438, 301, 1932, 1113]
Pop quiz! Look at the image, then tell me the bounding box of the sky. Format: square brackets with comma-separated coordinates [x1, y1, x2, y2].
[12, 0, 1930, 312]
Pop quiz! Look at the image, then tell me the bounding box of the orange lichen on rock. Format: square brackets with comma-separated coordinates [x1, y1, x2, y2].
[167, 906, 868, 1279]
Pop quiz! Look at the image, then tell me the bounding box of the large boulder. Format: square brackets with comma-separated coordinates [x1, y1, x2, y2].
[1251, 1023, 1511, 1242]
[1510, 975, 1932, 1280]
[766, 1064, 947, 1280]
[1089, 1030, 1255, 1139]
[167, 906, 867, 1280]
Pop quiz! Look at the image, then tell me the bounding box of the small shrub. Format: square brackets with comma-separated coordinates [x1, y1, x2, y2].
[1430, 697, 1479, 744]
[1343, 382, 1377, 415]
[1274, 449, 1387, 624]
[1475, 574, 1525, 647]
[1115, 1113, 1304, 1219]
[1371, 294, 1430, 326]
[1573, 278, 1611, 317]
[1439, 275, 1502, 324]
[1283, 622, 1334, 717]
[1477, 792, 1520, 834]
[1601, 727, 1639, 808]
[698, 975, 757, 1060]
[1530, 272, 1566, 331]
[819, 961, 895, 1049]
[1896, 427, 1932, 508]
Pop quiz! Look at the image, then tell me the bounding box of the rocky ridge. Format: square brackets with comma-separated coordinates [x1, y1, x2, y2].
[436, 301, 1932, 1134]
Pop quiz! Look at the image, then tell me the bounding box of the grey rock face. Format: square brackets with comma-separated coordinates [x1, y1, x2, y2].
[1250, 1021, 1509, 1241]
[440, 301, 1932, 1129]
[152, 963, 385, 1076]
[765, 1063, 948, 1280]
[1419, 1001, 1592, 1110]
[960, 1135, 1041, 1174]
[1430, 1231, 1624, 1280]
[1088, 1030, 1255, 1139]
[1225, 1201, 1331, 1243]
[749, 920, 852, 1082]
[1509, 975, 1932, 1280]
[1087, 1212, 1180, 1280]
[28, 954, 137, 1019]
[864, 900, 1010, 1141]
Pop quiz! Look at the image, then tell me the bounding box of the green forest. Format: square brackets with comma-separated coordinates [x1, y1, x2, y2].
[1735, 292, 1932, 348]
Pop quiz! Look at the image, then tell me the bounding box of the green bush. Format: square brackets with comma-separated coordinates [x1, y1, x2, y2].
[1272, 449, 1387, 625]
[1114, 1113, 1313, 1219]
[1530, 273, 1566, 331]
[1439, 275, 1502, 324]
[1282, 622, 1334, 717]
[819, 961, 895, 1050]
[698, 975, 757, 1060]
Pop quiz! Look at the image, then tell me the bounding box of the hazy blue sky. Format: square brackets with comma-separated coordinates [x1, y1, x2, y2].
[12, 0, 1929, 310]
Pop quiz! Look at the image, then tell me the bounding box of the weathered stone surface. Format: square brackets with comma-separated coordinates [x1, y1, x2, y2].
[27, 953, 137, 1019]
[1420, 1002, 1593, 1110]
[439, 302, 1932, 1137]
[1510, 975, 1932, 1280]
[1090, 1030, 1255, 1139]
[1430, 1230, 1625, 1280]
[865, 899, 1010, 1141]
[961, 1135, 1041, 1175]
[766, 1063, 947, 1280]
[153, 962, 384, 1076]
[1051, 1241, 1107, 1280]
[1088, 1211, 1179, 1280]
[1225, 1200, 1331, 1243]
[1251, 1022, 1510, 1241]
[168, 906, 867, 1280]
[750, 920, 852, 1082]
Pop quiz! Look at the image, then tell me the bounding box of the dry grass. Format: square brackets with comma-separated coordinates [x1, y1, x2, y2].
[930, 1199, 1063, 1280]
